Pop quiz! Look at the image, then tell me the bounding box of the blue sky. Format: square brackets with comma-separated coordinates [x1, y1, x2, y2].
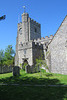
[0, 0, 67, 51]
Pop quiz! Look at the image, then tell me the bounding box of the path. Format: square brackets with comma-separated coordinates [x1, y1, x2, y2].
[0, 83, 67, 87]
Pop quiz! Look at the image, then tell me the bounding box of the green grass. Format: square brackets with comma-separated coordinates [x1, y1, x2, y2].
[0, 69, 67, 85]
[0, 69, 67, 100]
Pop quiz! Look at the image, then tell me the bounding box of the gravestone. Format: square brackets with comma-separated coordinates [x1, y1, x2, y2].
[25, 64, 31, 73]
[13, 66, 20, 76]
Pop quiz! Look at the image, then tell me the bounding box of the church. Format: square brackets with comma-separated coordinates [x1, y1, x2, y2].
[15, 11, 67, 75]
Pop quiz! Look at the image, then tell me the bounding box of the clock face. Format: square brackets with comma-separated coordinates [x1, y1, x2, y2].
[19, 28, 22, 35]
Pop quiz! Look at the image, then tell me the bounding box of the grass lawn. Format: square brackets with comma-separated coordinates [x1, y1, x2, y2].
[0, 69, 67, 85]
[0, 69, 67, 100]
[0, 86, 67, 100]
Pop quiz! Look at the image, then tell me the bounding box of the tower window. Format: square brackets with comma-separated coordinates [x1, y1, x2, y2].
[19, 28, 22, 35]
[35, 28, 37, 33]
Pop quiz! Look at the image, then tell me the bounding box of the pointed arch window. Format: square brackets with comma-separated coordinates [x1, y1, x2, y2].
[19, 28, 22, 35]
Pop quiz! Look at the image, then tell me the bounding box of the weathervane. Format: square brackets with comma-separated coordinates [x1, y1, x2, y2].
[23, 6, 26, 13]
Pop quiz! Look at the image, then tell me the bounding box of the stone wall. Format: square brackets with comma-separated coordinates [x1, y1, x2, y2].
[0, 65, 13, 74]
[18, 41, 33, 66]
[17, 41, 46, 66]
[22, 13, 29, 43]
[32, 42, 44, 64]
[29, 18, 41, 40]
[33, 35, 53, 44]
[48, 16, 67, 75]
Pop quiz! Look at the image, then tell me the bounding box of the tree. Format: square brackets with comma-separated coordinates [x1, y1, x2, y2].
[35, 50, 48, 76]
[4, 45, 15, 66]
[35, 50, 45, 69]
[0, 49, 4, 66]
[4, 45, 15, 60]
[0, 45, 15, 66]
[35, 58, 48, 77]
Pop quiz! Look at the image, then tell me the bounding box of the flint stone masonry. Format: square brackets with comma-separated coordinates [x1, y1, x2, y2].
[47, 16, 67, 75]
[15, 11, 67, 75]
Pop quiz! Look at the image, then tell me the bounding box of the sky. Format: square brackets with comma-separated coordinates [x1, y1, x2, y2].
[0, 0, 67, 51]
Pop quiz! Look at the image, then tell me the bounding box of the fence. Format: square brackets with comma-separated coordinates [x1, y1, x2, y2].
[0, 65, 13, 74]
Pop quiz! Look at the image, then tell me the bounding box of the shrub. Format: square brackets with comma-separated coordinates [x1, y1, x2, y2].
[22, 63, 27, 70]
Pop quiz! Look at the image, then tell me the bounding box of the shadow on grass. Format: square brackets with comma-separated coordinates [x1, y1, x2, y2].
[0, 75, 63, 85]
[0, 72, 67, 100]
[0, 72, 65, 85]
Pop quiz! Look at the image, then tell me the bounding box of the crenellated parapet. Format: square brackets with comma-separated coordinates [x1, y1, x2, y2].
[32, 42, 43, 49]
[18, 41, 43, 50]
[29, 18, 41, 27]
[49, 35, 54, 39]
[32, 35, 54, 44]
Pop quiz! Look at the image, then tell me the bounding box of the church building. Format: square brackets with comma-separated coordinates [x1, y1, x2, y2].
[15, 11, 67, 75]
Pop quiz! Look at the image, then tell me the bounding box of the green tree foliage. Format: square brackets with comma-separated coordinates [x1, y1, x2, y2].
[35, 58, 48, 77]
[35, 50, 48, 75]
[22, 63, 28, 70]
[0, 45, 15, 66]
[36, 59, 46, 69]
[4, 45, 15, 60]
[35, 50, 46, 69]
[0, 49, 4, 66]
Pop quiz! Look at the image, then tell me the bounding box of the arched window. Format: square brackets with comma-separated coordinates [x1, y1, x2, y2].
[19, 28, 22, 35]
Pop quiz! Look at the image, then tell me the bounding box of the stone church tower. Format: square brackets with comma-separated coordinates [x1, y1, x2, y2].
[21, 13, 41, 43]
[15, 12, 41, 66]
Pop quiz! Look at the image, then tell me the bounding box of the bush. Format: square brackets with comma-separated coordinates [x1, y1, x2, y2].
[22, 63, 27, 70]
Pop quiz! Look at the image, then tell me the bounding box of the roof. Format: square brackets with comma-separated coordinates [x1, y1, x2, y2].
[49, 15, 67, 45]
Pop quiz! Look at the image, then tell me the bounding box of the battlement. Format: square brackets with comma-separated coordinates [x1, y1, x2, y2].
[33, 42, 43, 49]
[18, 41, 43, 50]
[29, 18, 41, 27]
[33, 35, 54, 43]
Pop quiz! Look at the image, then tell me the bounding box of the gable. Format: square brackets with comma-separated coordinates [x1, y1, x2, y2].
[49, 15, 67, 45]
